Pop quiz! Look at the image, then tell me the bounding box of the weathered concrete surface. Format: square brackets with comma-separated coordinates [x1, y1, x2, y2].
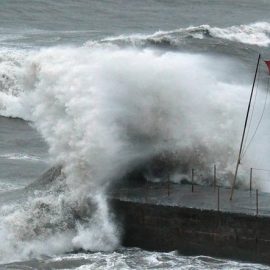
[110, 183, 270, 264]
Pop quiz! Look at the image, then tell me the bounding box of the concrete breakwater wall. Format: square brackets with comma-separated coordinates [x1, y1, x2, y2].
[111, 184, 270, 265]
[23, 166, 270, 264]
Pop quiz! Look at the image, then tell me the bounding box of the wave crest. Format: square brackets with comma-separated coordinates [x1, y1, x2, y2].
[98, 22, 270, 48]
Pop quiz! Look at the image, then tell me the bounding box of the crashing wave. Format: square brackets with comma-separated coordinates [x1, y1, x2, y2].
[0, 166, 120, 263]
[0, 48, 32, 120]
[98, 22, 270, 48]
[0, 41, 269, 262]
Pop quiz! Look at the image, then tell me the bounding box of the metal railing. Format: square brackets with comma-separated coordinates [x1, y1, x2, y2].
[141, 164, 270, 216]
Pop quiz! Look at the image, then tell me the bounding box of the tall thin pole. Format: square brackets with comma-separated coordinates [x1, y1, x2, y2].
[230, 54, 261, 200]
[213, 164, 216, 191]
[191, 168, 194, 192]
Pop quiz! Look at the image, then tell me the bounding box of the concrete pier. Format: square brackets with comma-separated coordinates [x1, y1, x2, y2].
[110, 183, 270, 264]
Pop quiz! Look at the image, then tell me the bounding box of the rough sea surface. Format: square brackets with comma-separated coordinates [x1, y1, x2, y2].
[0, 0, 270, 269]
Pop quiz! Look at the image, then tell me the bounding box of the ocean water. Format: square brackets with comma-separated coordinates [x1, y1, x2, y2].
[0, 0, 270, 268]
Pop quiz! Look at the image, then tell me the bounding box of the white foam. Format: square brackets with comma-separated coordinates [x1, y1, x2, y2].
[0, 153, 44, 162]
[0, 48, 32, 120]
[0, 181, 22, 192]
[207, 22, 270, 47]
[100, 22, 270, 47]
[46, 249, 270, 270]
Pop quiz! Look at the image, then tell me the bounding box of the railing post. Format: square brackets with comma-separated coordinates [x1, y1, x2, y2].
[256, 189, 259, 216]
[145, 181, 148, 202]
[167, 174, 170, 196]
[191, 168, 194, 192]
[250, 168, 253, 195]
[213, 164, 216, 191]
[217, 186, 220, 211]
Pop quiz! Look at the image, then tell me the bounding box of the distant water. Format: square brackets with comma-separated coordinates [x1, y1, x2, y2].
[0, 0, 270, 268]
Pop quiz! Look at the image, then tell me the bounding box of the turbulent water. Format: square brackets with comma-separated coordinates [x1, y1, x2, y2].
[0, 0, 270, 269]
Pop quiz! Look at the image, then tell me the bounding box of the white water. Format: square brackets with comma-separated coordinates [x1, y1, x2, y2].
[15, 249, 270, 270]
[208, 22, 270, 46]
[0, 153, 44, 161]
[101, 22, 270, 47]
[0, 25, 270, 262]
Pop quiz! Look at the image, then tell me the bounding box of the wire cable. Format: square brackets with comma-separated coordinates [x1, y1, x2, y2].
[241, 76, 270, 159]
[242, 64, 261, 154]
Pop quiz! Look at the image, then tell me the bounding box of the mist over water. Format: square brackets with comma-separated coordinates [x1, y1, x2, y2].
[0, 0, 270, 268]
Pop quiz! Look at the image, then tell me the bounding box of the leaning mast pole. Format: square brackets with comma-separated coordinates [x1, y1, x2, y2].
[230, 54, 261, 201]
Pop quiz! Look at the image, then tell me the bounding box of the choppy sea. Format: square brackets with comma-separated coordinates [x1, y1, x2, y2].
[0, 0, 270, 269]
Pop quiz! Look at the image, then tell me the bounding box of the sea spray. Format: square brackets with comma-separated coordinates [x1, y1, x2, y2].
[0, 43, 268, 262]
[27, 46, 248, 185]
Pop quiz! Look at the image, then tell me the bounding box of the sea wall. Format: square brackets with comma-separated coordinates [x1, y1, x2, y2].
[111, 198, 270, 265]
[23, 167, 270, 264]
